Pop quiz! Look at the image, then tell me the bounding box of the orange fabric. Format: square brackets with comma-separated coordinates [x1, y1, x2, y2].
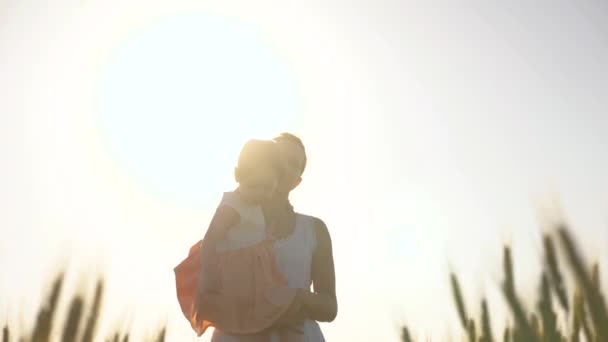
[174, 239, 304, 341]
[174, 239, 211, 335]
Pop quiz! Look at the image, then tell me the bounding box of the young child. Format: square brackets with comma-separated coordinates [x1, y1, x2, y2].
[174, 139, 303, 341]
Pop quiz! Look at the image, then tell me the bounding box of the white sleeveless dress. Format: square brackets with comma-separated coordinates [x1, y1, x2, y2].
[211, 192, 326, 342]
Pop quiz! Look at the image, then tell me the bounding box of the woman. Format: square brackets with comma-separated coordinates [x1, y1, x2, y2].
[211, 133, 337, 342]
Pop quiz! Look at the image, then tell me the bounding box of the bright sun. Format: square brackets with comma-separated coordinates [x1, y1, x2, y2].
[94, 13, 303, 206]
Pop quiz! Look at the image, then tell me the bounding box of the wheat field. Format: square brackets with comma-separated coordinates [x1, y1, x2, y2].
[1, 273, 166, 342]
[2, 223, 605, 341]
[401, 225, 607, 342]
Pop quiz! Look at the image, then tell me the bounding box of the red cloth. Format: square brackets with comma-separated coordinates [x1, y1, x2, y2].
[174, 238, 303, 341]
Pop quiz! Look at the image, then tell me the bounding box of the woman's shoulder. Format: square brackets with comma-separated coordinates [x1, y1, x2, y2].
[294, 213, 332, 249]
[295, 213, 326, 230]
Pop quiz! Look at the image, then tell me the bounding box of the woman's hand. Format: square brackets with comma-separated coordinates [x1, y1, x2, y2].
[271, 289, 307, 334]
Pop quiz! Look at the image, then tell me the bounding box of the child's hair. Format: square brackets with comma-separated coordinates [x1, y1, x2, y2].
[234, 139, 285, 183]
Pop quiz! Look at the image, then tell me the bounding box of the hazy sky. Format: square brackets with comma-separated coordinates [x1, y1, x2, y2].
[2, 1, 608, 340]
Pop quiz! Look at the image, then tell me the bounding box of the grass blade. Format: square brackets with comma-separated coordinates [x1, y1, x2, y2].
[82, 279, 104, 342]
[451, 273, 469, 330]
[401, 326, 413, 342]
[571, 288, 581, 342]
[481, 299, 494, 342]
[538, 273, 559, 342]
[31, 272, 64, 342]
[61, 296, 83, 342]
[557, 227, 608, 339]
[467, 319, 476, 342]
[2, 325, 8, 342]
[155, 327, 166, 342]
[501, 247, 538, 342]
[544, 235, 569, 312]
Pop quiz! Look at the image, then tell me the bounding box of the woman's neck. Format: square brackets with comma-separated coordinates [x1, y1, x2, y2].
[262, 195, 292, 221]
[267, 196, 291, 211]
[233, 187, 260, 207]
[263, 196, 296, 239]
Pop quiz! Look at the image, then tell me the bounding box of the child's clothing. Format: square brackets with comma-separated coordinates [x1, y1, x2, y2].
[174, 191, 303, 341]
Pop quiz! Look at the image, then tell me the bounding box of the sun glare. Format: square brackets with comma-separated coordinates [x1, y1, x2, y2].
[94, 13, 304, 206]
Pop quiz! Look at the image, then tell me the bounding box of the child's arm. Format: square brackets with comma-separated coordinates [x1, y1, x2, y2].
[201, 205, 240, 244]
[198, 205, 240, 292]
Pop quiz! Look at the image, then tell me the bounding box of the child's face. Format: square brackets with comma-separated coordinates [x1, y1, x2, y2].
[239, 164, 280, 204]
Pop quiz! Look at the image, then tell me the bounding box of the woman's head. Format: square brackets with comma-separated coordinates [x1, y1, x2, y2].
[272, 133, 306, 194]
[234, 139, 285, 204]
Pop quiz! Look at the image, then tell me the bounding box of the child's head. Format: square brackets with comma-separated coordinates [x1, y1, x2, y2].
[234, 139, 285, 204]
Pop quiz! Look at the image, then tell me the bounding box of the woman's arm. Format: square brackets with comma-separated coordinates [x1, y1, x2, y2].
[299, 217, 337, 322]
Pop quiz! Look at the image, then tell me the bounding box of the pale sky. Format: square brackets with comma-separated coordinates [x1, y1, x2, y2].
[2, 1, 608, 341]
